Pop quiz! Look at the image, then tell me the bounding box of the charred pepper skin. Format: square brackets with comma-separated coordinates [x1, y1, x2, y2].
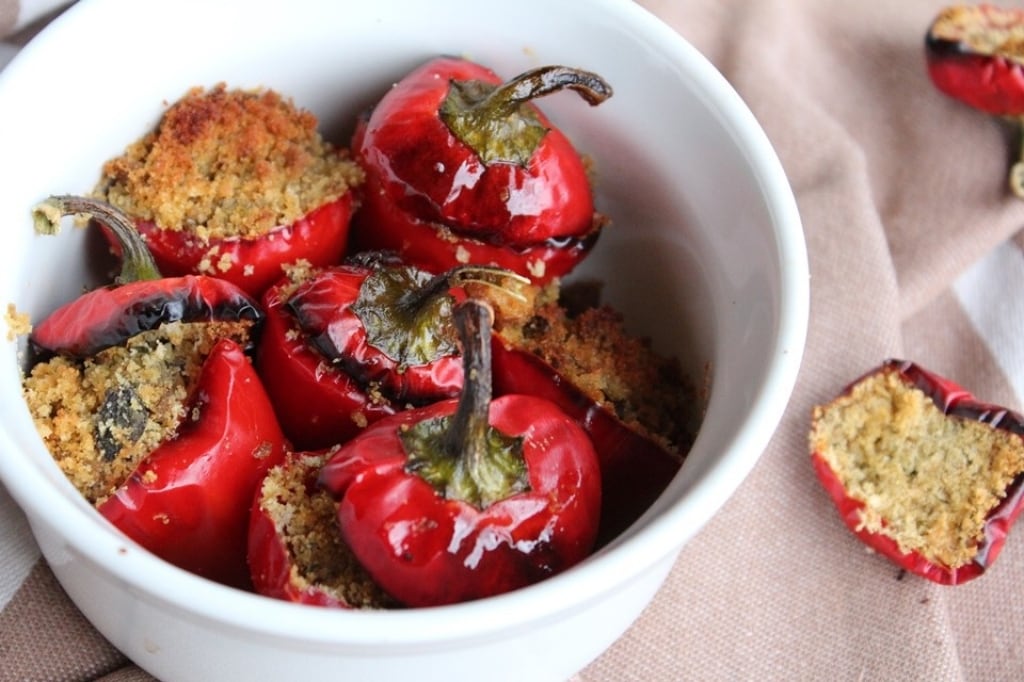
[99, 338, 288, 589]
[319, 301, 601, 607]
[351, 56, 612, 284]
[29, 195, 263, 359]
[811, 359, 1024, 586]
[255, 273, 399, 452]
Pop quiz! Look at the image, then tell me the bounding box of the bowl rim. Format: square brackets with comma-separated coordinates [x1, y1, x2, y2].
[0, 0, 809, 647]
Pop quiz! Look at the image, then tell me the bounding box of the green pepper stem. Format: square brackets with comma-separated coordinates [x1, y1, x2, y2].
[32, 195, 162, 283]
[399, 264, 531, 310]
[443, 299, 494, 461]
[399, 297, 528, 507]
[486, 65, 613, 115]
[440, 64, 612, 166]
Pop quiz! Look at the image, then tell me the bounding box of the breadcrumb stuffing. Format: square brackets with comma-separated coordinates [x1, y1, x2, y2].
[255, 452, 395, 608]
[22, 320, 253, 505]
[481, 281, 699, 455]
[5, 303, 31, 340]
[811, 368, 1024, 569]
[95, 84, 364, 242]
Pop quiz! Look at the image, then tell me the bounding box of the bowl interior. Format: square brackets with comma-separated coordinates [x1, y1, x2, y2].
[0, 0, 806, 649]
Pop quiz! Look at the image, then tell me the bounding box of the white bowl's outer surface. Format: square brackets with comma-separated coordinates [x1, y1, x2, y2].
[0, 0, 808, 680]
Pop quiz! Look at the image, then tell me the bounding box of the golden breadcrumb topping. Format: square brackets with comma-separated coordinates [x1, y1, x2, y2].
[255, 452, 395, 608]
[931, 5, 1024, 63]
[96, 84, 363, 242]
[811, 368, 1024, 568]
[5, 303, 31, 341]
[23, 320, 252, 504]
[483, 282, 699, 455]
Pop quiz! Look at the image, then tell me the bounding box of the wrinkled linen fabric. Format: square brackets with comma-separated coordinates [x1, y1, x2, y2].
[3, 0, 1024, 680]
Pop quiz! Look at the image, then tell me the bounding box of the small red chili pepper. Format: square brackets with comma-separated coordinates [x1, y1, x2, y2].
[247, 451, 396, 608]
[810, 359, 1024, 585]
[256, 254, 529, 450]
[99, 337, 288, 589]
[319, 299, 601, 607]
[30, 195, 262, 358]
[925, 4, 1024, 196]
[351, 56, 612, 283]
[490, 339, 686, 546]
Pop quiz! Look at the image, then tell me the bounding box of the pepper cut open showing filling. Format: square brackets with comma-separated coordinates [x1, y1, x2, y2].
[252, 452, 396, 608]
[811, 367, 1024, 570]
[22, 319, 254, 505]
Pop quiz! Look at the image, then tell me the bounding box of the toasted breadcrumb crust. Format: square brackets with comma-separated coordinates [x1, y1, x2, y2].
[483, 282, 698, 455]
[95, 84, 363, 242]
[5, 303, 31, 341]
[931, 5, 1024, 64]
[22, 320, 253, 505]
[810, 368, 1024, 569]
[255, 452, 395, 608]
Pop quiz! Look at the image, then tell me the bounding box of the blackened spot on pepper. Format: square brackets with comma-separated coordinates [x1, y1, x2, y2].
[95, 384, 149, 461]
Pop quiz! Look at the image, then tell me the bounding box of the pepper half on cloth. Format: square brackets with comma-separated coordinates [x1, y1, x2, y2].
[926, 4, 1024, 197]
[351, 57, 612, 284]
[22, 195, 288, 589]
[810, 359, 1024, 585]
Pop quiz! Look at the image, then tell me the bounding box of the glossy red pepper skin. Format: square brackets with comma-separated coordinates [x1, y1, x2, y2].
[926, 4, 1024, 115]
[285, 264, 463, 403]
[29, 274, 262, 358]
[351, 56, 606, 283]
[255, 276, 398, 451]
[96, 338, 288, 589]
[490, 337, 685, 546]
[319, 395, 601, 607]
[106, 193, 355, 299]
[812, 359, 1024, 585]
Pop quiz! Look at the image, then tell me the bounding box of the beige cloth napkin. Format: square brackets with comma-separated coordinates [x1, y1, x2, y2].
[4, 0, 1024, 680]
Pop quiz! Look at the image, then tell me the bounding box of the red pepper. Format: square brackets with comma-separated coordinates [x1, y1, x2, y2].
[99, 337, 288, 589]
[811, 359, 1024, 585]
[29, 195, 287, 588]
[925, 4, 1024, 196]
[127, 193, 356, 299]
[256, 254, 529, 450]
[351, 57, 612, 284]
[247, 451, 398, 608]
[255, 272, 399, 451]
[491, 338, 686, 546]
[319, 300, 601, 606]
[30, 196, 263, 358]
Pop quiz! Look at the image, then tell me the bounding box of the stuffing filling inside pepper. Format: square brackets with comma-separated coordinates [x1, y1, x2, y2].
[478, 281, 699, 456]
[255, 452, 396, 608]
[22, 320, 253, 504]
[811, 369, 1024, 568]
[930, 5, 1024, 62]
[94, 83, 364, 242]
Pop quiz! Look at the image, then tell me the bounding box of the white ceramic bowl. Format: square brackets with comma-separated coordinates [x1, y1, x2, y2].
[0, 0, 808, 679]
